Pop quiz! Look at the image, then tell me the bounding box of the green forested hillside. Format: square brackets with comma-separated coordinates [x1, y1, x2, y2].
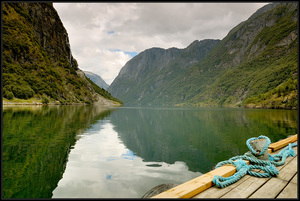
[2, 3, 121, 105]
[109, 3, 297, 109]
[182, 3, 298, 109]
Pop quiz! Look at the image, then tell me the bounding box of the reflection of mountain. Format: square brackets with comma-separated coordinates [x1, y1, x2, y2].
[110, 108, 297, 173]
[2, 105, 114, 198]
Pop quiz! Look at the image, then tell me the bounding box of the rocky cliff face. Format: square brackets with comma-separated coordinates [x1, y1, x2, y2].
[22, 3, 78, 69]
[108, 3, 297, 108]
[3, 3, 77, 72]
[3, 3, 120, 105]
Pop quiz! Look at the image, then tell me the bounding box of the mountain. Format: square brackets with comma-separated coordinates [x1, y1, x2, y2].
[83, 71, 109, 90]
[108, 39, 220, 105]
[108, 3, 297, 109]
[2, 2, 121, 105]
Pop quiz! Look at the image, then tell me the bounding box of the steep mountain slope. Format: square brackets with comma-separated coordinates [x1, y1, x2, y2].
[83, 71, 109, 90]
[179, 2, 298, 109]
[2, 2, 121, 105]
[108, 39, 220, 105]
[108, 3, 297, 109]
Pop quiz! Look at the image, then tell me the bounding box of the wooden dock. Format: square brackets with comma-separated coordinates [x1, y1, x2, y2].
[152, 134, 297, 199]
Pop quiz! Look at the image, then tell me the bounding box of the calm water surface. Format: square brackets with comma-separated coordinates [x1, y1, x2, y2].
[2, 105, 297, 198]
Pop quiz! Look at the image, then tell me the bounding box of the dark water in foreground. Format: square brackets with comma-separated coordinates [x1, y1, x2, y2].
[2, 105, 297, 198]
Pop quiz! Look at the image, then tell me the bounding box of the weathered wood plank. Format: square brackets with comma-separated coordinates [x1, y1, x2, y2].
[247, 153, 297, 198]
[268, 134, 297, 152]
[193, 147, 297, 198]
[272, 147, 297, 173]
[218, 152, 297, 198]
[276, 182, 297, 198]
[249, 177, 288, 198]
[276, 157, 297, 182]
[290, 173, 297, 184]
[152, 136, 297, 199]
[221, 176, 269, 198]
[276, 173, 298, 198]
[193, 174, 252, 198]
[152, 162, 249, 198]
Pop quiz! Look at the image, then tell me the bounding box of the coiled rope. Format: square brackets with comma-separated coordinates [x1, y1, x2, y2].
[212, 135, 297, 188]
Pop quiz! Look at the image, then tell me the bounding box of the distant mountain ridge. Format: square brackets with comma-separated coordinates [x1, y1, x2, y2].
[84, 71, 109, 90]
[108, 2, 297, 109]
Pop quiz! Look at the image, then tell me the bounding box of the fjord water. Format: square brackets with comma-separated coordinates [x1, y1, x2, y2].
[2, 105, 297, 198]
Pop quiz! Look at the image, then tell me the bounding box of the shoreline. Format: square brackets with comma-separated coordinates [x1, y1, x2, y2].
[3, 99, 296, 110]
[2, 98, 122, 107]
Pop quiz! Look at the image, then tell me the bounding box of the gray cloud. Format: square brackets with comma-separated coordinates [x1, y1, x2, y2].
[53, 2, 269, 85]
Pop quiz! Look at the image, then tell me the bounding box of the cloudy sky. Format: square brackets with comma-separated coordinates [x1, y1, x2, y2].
[53, 2, 269, 85]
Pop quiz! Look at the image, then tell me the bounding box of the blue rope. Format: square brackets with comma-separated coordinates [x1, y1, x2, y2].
[213, 159, 248, 188]
[246, 135, 271, 156]
[212, 136, 297, 188]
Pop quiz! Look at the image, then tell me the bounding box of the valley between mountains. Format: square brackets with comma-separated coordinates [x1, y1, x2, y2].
[3, 2, 297, 109]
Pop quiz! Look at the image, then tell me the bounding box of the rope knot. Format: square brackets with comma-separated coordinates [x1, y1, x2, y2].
[266, 165, 279, 176]
[212, 137, 297, 188]
[233, 160, 248, 172]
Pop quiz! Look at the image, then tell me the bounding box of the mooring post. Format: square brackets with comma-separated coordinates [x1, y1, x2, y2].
[249, 138, 269, 160]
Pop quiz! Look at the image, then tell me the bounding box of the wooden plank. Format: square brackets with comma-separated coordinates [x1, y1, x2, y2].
[249, 177, 288, 198]
[152, 136, 297, 199]
[194, 146, 297, 198]
[193, 174, 252, 198]
[276, 171, 298, 198]
[272, 147, 297, 172]
[208, 151, 297, 198]
[268, 134, 297, 152]
[290, 173, 297, 184]
[292, 146, 298, 155]
[266, 148, 297, 175]
[248, 152, 297, 198]
[151, 161, 250, 198]
[221, 176, 269, 198]
[276, 157, 297, 182]
[276, 182, 297, 198]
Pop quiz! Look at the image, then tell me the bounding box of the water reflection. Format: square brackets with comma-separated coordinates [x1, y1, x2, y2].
[3, 106, 297, 198]
[52, 120, 200, 198]
[110, 107, 297, 173]
[2, 105, 114, 198]
[53, 107, 297, 198]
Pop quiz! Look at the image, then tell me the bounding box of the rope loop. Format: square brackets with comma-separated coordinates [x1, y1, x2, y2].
[247, 164, 279, 178]
[213, 159, 249, 188]
[246, 135, 271, 156]
[212, 136, 297, 188]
